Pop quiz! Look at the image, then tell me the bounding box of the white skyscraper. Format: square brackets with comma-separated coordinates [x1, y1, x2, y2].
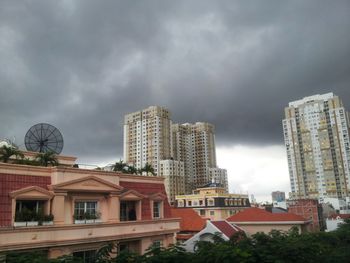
[123, 106, 172, 175]
[283, 93, 350, 201]
[123, 106, 228, 198]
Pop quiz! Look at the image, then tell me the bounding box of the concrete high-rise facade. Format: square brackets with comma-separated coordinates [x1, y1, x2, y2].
[283, 93, 350, 200]
[208, 167, 228, 193]
[159, 159, 185, 205]
[123, 106, 172, 175]
[123, 106, 228, 198]
[172, 122, 226, 193]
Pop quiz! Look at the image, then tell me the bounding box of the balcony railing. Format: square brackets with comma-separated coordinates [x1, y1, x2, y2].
[0, 218, 180, 252]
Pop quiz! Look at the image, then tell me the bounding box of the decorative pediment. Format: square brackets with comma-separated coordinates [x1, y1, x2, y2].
[148, 192, 167, 201]
[10, 186, 54, 200]
[119, 189, 147, 200]
[49, 176, 123, 193]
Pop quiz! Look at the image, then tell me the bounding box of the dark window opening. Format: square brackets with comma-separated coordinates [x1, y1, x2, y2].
[73, 250, 96, 263]
[120, 201, 137, 221]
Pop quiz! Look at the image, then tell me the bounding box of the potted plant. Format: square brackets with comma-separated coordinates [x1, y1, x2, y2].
[94, 212, 102, 223]
[73, 213, 85, 224]
[84, 212, 94, 224]
[14, 211, 26, 227]
[26, 210, 39, 226]
[42, 214, 54, 226]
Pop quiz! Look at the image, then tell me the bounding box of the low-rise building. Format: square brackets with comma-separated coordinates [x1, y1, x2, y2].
[288, 199, 324, 231]
[0, 153, 180, 261]
[170, 208, 206, 242]
[325, 214, 350, 232]
[183, 220, 243, 252]
[226, 207, 311, 235]
[175, 183, 250, 220]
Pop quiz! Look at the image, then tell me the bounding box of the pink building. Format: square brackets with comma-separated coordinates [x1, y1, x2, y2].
[0, 153, 180, 260]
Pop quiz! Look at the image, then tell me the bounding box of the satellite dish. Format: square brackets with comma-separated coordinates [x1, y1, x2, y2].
[25, 123, 64, 154]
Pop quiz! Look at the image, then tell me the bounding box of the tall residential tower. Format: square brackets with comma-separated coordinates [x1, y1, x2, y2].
[123, 106, 172, 175]
[172, 122, 228, 193]
[123, 106, 229, 201]
[283, 93, 350, 201]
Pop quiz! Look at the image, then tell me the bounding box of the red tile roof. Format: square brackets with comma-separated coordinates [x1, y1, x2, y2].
[211, 221, 243, 238]
[328, 214, 350, 220]
[226, 207, 307, 222]
[171, 208, 206, 232]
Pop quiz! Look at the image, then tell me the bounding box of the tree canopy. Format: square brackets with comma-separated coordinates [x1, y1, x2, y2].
[0, 145, 24, 163]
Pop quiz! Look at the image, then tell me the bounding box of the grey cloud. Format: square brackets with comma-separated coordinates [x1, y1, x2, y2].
[0, 0, 350, 164]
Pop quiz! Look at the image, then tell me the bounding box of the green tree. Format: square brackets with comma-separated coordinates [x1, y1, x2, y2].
[112, 160, 128, 172]
[126, 165, 138, 175]
[0, 145, 24, 163]
[142, 163, 155, 176]
[35, 151, 59, 167]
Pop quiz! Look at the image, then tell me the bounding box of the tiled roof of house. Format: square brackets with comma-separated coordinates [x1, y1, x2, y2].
[211, 220, 243, 239]
[171, 208, 206, 232]
[226, 207, 307, 222]
[328, 214, 350, 220]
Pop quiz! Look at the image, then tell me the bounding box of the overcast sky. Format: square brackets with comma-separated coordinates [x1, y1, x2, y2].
[1, 1, 350, 201]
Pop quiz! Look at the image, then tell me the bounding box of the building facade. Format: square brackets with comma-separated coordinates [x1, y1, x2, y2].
[227, 207, 311, 235]
[288, 199, 324, 232]
[172, 122, 227, 193]
[159, 159, 185, 205]
[272, 191, 286, 202]
[208, 167, 228, 193]
[183, 220, 243, 252]
[0, 155, 179, 260]
[175, 183, 250, 220]
[283, 93, 350, 200]
[123, 106, 172, 176]
[123, 106, 229, 199]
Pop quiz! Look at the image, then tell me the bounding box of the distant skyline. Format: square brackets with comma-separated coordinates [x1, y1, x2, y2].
[1, 1, 350, 202]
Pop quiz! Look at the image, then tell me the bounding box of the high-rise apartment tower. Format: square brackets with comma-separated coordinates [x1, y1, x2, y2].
[283, 93, 350, 200]
[172, 122, 226, 193]
[123, 106, 228, 199]
[123, 106, 172, 175]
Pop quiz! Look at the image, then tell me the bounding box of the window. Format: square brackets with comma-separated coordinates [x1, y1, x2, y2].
[16, 200, 44, 214]
[199, 209, 205, 216]
[15, 200, 45, 222]
[153, 201, 161, 218]
[152, 240, 163, 248]
[74, 201, 98, 220]
[73, 250, 96, 263]
[210, 211, 215, 216]
[208, 199, 214, 206]
[120, 201, 137, 221]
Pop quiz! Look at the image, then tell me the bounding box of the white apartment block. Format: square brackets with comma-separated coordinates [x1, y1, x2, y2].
[172, 122, 218, 193]
[159, 159, 185, 205]
[124, 106, 228, 198]
[123, 106, 172, 175]
[283, 93, 350, 201]
[208, 167, 228, 193]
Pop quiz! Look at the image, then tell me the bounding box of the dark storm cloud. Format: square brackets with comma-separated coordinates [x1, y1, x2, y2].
[0, 0, 349, 163]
